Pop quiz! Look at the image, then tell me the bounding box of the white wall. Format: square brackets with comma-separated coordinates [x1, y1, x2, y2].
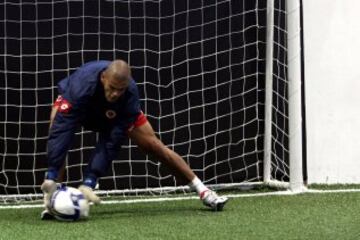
[304, 0, 360, 183]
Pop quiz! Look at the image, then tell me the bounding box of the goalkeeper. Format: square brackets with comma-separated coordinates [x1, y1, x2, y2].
[41, 60, 228, 219]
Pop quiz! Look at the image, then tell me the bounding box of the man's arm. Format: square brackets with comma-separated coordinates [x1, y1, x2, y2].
[41, 99, 80, 217]
[49, 104, 68, 181]
[49, 105, 58, 129]
[46, 97, 79, 180]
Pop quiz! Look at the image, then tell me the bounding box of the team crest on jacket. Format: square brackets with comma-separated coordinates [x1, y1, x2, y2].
[105, 110, 116, 119]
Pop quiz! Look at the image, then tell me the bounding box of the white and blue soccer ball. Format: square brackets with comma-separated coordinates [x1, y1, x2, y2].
[49, 185, 90, 221]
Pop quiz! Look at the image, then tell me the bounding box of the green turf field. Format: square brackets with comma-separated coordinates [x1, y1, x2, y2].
[0, 191, 359, 240]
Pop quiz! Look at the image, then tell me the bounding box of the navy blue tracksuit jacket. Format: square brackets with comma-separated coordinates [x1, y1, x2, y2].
[47, 60, 144, 179]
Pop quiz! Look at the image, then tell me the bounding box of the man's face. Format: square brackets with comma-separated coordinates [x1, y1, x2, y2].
[101, 72, 129, 103]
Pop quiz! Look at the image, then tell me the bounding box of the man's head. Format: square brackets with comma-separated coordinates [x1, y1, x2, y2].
[101, 60, 131, 103]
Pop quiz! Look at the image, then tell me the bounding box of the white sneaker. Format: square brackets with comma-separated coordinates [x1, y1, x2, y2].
[200, 190, 229, 211]
[78, 185, 101, 204]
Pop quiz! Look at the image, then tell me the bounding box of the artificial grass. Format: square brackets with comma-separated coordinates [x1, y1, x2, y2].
[0, 191, 359, 240]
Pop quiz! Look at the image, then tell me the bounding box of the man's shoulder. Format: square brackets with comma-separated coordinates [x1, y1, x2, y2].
[58, 60, 111, 102]
[128, 78, 137, 88]
[59, 60, 110, 84]
[126, 78, 140, 95]
[71, 60, 110, 86]
[80, 60, 111, 71]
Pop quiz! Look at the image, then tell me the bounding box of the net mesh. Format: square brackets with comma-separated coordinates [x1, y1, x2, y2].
[0, 0, 288, 197]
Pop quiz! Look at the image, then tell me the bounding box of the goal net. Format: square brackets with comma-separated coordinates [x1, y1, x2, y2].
[0, 0, 299, 201]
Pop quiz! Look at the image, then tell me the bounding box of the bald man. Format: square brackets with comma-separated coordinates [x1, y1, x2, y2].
[41, 60, 228, 219]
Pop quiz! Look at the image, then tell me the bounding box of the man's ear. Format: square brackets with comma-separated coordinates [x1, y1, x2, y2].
[100, 71, 106, 84]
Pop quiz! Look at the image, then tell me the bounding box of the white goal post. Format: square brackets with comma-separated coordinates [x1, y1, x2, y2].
[263, 0, 305, 192]
[286, 0, 305, 192]
[0, 0, 305, 202]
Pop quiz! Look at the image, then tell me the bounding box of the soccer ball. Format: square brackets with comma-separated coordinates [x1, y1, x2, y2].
[49, 185, 90, 221]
